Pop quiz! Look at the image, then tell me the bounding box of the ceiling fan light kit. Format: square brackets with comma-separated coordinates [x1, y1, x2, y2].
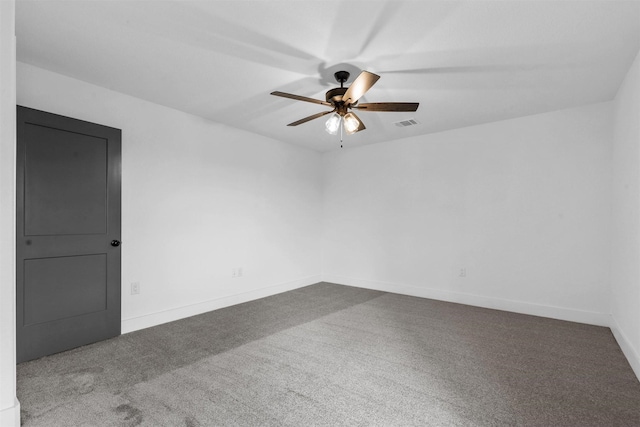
[343, 112, 361, 134]
[325, 113, 341, 135]
[271, 70, 419, 147]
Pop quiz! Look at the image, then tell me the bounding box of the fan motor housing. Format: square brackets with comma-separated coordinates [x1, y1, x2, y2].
[326, 87, 347, 104]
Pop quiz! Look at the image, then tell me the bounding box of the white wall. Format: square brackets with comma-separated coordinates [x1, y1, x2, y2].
[0, 1, 19, 426]
[611, 49, 640, 380]
[323, 102, 612, 326]
[17, 62, 323, 332]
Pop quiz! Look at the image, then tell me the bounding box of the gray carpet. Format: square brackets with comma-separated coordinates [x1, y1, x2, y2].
[17, 282, 640, 426]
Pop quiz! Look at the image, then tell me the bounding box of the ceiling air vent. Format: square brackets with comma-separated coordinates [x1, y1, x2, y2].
[394, 118, 419, 128]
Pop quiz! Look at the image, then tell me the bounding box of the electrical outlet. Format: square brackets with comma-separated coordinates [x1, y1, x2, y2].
[131, 282, 140, 295]
[232, 267, 243, 278]
[459, 268, 467, 278]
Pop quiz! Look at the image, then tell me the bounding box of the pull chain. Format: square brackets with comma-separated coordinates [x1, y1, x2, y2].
[340, 117, 343, 148]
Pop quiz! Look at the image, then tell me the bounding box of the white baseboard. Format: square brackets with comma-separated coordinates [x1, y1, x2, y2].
[610, 314, 640, 382]
[122, 275, 321, 334]
[0, 399, 20, 427]
[323, 275, 609, 327]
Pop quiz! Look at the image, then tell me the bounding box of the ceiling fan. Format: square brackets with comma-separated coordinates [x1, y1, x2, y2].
[271, 70, 419, 140]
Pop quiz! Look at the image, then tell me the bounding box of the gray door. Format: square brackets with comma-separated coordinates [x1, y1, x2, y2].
[16, 106, 122, 363]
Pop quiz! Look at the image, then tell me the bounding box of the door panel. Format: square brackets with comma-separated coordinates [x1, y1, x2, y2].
[24, 124, 108, 236]
[23, 254, 107, 326]
[16, 106, 121, 363]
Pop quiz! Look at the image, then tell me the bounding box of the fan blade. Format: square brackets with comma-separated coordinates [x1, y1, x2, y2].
[287, 109, 335, 126]
[354, 102, 419, 112]
[342, 71, 380, 106]
[271, 91, 332, 106]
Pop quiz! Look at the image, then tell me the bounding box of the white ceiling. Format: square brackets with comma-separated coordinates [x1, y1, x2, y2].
[15, 0, 640, 152]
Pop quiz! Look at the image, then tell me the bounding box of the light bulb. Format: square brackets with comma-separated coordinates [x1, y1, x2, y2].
[325, 113, 341, 135]
[343, 112, 360, 134]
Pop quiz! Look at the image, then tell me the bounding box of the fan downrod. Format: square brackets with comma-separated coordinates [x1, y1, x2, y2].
[334, 71, 350, 87]
[325, 71, 351, 105]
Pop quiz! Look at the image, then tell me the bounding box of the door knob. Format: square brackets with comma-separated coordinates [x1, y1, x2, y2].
[110, 240, 121, 247]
